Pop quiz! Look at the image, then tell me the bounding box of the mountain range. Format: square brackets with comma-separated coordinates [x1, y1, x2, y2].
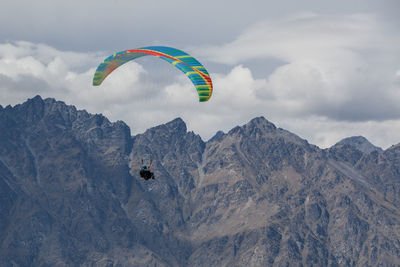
[1, 96, 399, 266]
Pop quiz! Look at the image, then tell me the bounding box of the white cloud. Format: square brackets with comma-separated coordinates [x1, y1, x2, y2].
[197, 14, 400, 122]
[1, 10, 400, 151]
[200, 14, 390, 63]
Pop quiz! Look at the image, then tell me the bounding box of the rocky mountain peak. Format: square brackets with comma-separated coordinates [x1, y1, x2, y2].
[246, 116, 276, 130]
[24, 94, 45, 108]
[164, 117, 187, 133]
[227, 116, 277, 137]
[225, 116, 312, 151]
[248, 116, 276, 128]
[208, 130, 225, 143]
[131, 117, 204, 168]
[143, 117, 187, 138]
[17, 95, 46, 123]
[334, 135, 382, 154]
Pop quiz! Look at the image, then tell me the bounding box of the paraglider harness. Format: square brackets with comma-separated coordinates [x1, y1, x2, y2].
[139, 159, 155, 180]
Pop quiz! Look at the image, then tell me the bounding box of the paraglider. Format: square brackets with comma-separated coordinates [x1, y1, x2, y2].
[139, 159, 155, 180]
[93, 46, 213, 102]
[93, 46, 213, 181]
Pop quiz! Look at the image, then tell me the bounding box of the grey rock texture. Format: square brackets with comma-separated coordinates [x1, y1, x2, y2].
[333, 136, 383, 154]
[1, 96, 400, 266]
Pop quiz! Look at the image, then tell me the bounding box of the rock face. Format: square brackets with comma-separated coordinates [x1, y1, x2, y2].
[1, 96, 400, 266]
[333, 136, 383, 154]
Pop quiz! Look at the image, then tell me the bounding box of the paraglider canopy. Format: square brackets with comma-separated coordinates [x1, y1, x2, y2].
[93, 46, 213, 102]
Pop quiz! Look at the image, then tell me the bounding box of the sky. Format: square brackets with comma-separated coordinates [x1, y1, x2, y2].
[1, 0, 400, 149]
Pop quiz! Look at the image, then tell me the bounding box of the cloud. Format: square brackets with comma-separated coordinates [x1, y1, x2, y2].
[0, 41, 101, 103]
[1, 10, 400, 151]
[197, 14, 400, 122]
[2, 0, 395, 52]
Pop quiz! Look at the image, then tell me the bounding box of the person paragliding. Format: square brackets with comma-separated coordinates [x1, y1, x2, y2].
[139, 159, 155, 180]
[93, 46, 213, 181]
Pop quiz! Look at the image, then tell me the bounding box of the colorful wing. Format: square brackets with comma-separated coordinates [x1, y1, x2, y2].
[93, 46, 213, 102]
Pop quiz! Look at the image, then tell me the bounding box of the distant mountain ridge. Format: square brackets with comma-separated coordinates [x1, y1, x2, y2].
[333, 136, 383, 154]
[1, 96, 400, 266]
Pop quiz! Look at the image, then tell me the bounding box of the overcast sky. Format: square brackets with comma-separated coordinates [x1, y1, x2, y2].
[1, 0, 400, 149]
